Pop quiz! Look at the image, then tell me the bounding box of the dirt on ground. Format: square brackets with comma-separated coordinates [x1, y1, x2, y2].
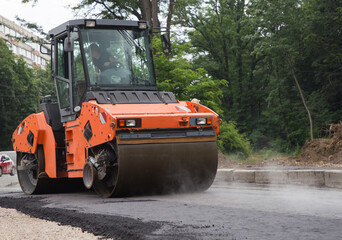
[300, 122, 342, 165]
[219, 122, 342, 168]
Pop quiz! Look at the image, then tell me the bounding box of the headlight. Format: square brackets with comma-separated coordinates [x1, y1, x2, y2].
[117, 118, 141, 128]
[126, 119, 136, 127]
[85, 20, 96, 27]
[138, 22, 148, 29]
[190, 117, 213, 126]
[196, 117, 207, 125]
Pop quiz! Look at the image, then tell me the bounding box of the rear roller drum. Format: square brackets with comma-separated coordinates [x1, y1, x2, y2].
[18, 146, 85, 194]
[17, 145, 46, 194]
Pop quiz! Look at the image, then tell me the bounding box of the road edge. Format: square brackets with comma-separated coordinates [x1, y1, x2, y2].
[216, 168, 342, 189]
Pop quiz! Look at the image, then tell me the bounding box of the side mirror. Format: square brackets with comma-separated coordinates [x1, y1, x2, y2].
[161, 33, 171, 55]
[64, 37, 74, 52]
[64, 25, 74, 52]
[40, 43, 51, 55]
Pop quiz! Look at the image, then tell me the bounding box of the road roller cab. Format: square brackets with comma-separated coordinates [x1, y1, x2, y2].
[12, 19, 220, 197]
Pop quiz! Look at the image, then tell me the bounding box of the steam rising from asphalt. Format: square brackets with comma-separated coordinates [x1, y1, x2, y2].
[212, 169, 342, 219]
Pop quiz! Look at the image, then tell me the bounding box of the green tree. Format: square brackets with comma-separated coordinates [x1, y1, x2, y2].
[175, 0, 341, 151]
[33, 64, 56, 105]
[0, 39, 38, 150]
[217, 121, 251, 157]
[0, 39, 18, 149]
[175, 0, 261, 134]
[247, 0, 341, 148]
[20, 0, 341, 153]
[153, 37, 227, 115]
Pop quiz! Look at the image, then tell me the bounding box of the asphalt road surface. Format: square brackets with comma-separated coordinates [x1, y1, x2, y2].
[0, 175, 342, 240]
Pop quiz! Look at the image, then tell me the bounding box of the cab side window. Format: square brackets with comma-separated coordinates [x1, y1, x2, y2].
[56, 38, 70, 109]
[72, 40, 86, 108]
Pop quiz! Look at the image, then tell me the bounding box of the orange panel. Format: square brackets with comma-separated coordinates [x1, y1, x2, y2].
[12, 112, 57, 178]
[61, 99, 220, 178]
[64, 102, 117, 178]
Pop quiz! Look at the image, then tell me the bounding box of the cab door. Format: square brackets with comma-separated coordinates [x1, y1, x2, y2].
[53, 35, 75, 122]
[53, 31, 86, 123]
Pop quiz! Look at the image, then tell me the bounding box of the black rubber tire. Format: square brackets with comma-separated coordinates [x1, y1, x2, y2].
[17, 146, 85, 195]
[0, 167, 2, 177]
[91, 146, 119, 198]
[93, 166, 118, 198]
[17, 146, 45, 194]
[10, 167, 15, 176]
[83, 162, 97, 189]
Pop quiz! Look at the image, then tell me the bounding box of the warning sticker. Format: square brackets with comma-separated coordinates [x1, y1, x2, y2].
[100, 112, 107, 124]
[176, 106, 191, 112]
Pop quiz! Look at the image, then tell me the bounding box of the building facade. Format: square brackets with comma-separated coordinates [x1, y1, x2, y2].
[0, 15, 50, 69]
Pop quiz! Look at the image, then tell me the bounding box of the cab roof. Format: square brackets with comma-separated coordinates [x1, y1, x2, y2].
[48, 19, 147, 37]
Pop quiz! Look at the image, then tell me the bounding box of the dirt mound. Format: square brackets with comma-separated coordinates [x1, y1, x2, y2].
[218, 152, 245, 168]
[301, 122, 342, 164]
[218, 122, 342, 168]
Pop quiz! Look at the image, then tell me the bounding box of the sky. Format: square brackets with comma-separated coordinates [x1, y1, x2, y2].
[1, 0, 77, 33]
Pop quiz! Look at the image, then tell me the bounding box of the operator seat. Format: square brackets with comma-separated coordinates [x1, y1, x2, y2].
[39, 101, 65, 147]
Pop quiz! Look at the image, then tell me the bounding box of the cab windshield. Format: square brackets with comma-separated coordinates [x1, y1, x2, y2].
[80, 28, 155, 87]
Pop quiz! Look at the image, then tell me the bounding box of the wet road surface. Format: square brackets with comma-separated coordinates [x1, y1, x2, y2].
[0, 175, 342, 239]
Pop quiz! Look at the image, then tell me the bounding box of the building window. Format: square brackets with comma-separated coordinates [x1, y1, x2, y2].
[12, 45, 17, 53]
[4, 26, 9, 34]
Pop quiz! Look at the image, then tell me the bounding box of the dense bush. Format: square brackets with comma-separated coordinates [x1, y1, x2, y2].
[217, 121, 251, 158]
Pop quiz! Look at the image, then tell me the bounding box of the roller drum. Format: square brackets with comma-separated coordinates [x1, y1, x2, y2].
[111, 141, 218, 197]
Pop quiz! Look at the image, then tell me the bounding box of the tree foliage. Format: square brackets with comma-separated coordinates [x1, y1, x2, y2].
[10, 0, 342, 155]
[217, 121, 251, 157]
[0, 39, 43, 149]
[176, 0, 342, 151]
[153, 37, 227, 115]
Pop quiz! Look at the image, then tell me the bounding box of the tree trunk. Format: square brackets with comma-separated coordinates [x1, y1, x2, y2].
[37, 88, 40, 112]
[166, 0, 175, 39]
[236, 0, 244, 118]
[151, 0, 160, 28]
[222, 39, 230, 85]
[275, 62, 290, 142]
[140, 0, 152, 23]
[287, 58, 314, 140]
[236, 26, 243, 108]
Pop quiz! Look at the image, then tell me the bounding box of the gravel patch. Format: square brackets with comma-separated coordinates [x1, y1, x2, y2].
[0, 207, 100, 240]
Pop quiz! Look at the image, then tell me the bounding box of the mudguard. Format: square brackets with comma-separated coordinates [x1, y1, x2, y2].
[12, 112, 57, 178]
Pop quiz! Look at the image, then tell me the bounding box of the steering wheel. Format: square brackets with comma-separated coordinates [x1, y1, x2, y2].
[100, 68, 132, 85]
[101, 69, 121, 84]
[104, 61, 124, 70]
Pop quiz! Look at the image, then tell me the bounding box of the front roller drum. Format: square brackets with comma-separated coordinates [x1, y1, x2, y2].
[93, 141, 218, 197]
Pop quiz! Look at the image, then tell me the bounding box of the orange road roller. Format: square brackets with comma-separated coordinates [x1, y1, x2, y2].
[12, 19, 220, 197]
